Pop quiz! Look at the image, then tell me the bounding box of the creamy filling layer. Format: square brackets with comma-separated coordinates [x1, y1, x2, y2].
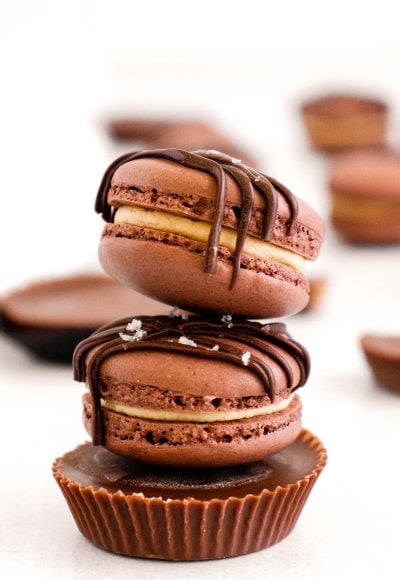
[114, 206, 305, 271]
[102, 393, 295, 423]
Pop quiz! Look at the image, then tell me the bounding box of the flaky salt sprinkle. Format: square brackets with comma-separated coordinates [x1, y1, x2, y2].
[119, 331, 145, 342]
[178, 336, 197, 348]
[119, 319, 147, 342]
[126, 318, 142, 332]
[221, 314, 233, 328]
[211, 344, 220, 351]
[241, 351, 251, 366]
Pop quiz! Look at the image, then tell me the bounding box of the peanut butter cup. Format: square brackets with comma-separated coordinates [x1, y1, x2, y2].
[301, 93, 388, 151]
[0, 274, 169, 362]
[361, 335, 400, 392]
[53, 429, 327, 560]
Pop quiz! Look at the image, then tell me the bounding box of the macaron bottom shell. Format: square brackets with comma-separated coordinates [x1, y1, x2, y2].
[99, 228, 310, 319]
[83, 393, 302, 468]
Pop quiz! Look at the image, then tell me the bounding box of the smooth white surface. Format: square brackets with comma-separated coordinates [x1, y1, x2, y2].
[1, 2, 400, 579]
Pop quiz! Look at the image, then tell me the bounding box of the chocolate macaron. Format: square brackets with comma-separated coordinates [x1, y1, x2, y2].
[74, 314, 309, 468]
[329, 149, 400, 244]
[96, 149, 324, 318]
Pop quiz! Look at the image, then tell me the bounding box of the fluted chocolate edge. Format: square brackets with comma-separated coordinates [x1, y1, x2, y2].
[52, 429, 327, 561]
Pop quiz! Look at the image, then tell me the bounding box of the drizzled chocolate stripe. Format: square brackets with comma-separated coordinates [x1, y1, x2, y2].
[95, 149, 299, 288]
[73, 315, 310, 445]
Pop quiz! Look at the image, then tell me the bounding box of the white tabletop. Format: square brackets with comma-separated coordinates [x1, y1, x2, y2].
[1, 3, 400, 578]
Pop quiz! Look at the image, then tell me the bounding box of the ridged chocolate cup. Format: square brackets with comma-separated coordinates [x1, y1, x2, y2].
[361, 335, 400, 392]
[0, 274, 170, 362]
[301, 94, 387, 151]
[53, 429, 327, 560]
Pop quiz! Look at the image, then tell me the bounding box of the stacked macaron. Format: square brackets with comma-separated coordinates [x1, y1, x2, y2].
[53, 149, 327, 560]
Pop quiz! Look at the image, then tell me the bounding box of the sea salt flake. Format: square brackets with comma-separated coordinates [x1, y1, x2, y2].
[119, 332, 136, 342]
[119, 328, 147, 342]
[211, 345, 220, 351]
[126, 319, 142, 331]
[221, 314, 233, 328]
[178, 336, 197, 348]
[241, 351, 251, 366]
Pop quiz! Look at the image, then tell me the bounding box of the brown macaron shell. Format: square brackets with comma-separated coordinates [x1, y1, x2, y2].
[301, 94, 387, 151]
[329, 150, 400, 244]
[107, 157, 323, 259]
[79, 317, 308, 468]
[98, 154, 324, 318]
[361, 335, 400, 392]
[52, 430, 327, 560]
[100, 232, 309, 318]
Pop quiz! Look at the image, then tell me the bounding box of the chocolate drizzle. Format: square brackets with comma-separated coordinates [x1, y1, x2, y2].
[95, 149, 299, 288]
[73, 315, 310, 446]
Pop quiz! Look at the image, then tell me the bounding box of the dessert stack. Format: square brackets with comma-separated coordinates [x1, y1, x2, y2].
[53, 149, 327, 560]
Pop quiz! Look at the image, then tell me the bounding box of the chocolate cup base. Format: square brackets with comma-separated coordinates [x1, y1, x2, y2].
[0, 309, 94, 363]
[99, 236, 309, 318]
[0, 274, 170, 362]
[53, 429, 327, 560]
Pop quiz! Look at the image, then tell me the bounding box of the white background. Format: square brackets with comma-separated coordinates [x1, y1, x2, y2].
[1, 1, 400, 579]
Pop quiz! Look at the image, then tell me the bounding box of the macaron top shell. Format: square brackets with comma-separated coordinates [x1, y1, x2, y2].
[97, 149, 324, 261]
[107, 157, 324, 256]
[95, 337, 302, 400]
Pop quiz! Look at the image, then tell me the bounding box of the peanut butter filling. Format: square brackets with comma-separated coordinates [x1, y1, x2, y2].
[102, 393, 295, 423]
[114, 206, 305, 271]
